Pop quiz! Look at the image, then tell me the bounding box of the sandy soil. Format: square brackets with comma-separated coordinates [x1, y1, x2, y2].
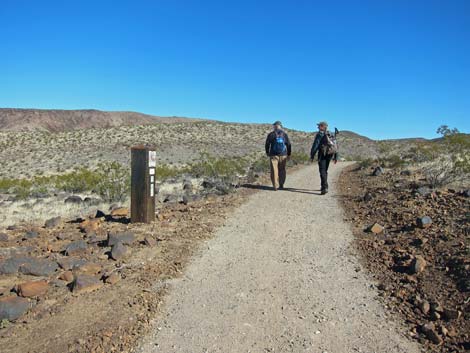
[136, 163, 422, 353]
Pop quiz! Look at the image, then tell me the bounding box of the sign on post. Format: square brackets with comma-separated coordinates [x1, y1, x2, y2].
[131, 145, 156, 223]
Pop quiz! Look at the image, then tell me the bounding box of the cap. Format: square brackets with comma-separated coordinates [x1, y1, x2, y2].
[317, 121, 328, 127]
[273, 120, 282, 126]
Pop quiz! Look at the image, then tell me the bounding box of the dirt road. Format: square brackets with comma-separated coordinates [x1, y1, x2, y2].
[137, 163, 421, 353]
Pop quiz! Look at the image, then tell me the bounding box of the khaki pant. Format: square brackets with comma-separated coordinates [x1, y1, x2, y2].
[270, 155, 287, 189]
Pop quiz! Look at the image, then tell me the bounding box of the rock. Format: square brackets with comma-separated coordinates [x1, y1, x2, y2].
[443, 308, 461, 320]
[144, 237, 157, 247]
[461, 189, 470, 197]
[83, 197, 101, 206]
[104, 273, 120, 284]
[421, 323, 443, 345]
[57, 257, 87, 270]
[17, 280, 48, 297]
[416, 186, 432, 197]
[0, 256, 29, 275]
[0, 233, 8, 242]
[64, 195, 82, 204]
[110, 207, 128, 217]
[64, 240, 88, 256]
[59, 271, 74, 282]
[372, 166, 384, 176]
[418, 300, 431, 314]
[369, 223, 384, 234]
[430, 301, 444, 313]
[107, 231, 135, 246]
[110, 242, 127, 260]
[439, 325, 449, 337]
[363, 192, 373, 202]
[0, 296, 30, 321]
[24, 230, 39, 239]
[75, 262, 101, 275]
[410, 255, 426, 274]
[44, 216, 62, 229]
[182, 195, 189, 205]
[95, 210, 106, 218]
[400, 170, 412, 176]
[416, 216, 432, 229]
[72, 274, 103, 294]
[19, 257, 59, 276]
[79, 218, 102, 233]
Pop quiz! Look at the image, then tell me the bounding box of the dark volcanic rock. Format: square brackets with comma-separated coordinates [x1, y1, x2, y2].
[415, 186, 432, 197]
[107, 231, 135, 247]
[24, 230, 39, 239]
[64, 240, 88, 256]
[44, 216, 62, 229]
[0, 232, 9, 242]
[64, 195, 82, 204]
[72, 274, 103, 293]
[0, 296, 30, 321]
[416, 216, 432, 229]
[372, 166, 384, 176]
[18, 257, 59, 276]
[110, 242, 127, 260]
[57, 257, 87, 271]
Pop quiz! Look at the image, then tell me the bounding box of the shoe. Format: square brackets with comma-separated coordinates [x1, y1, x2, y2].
[321, 189, 328, 195]
[273, 187, 278, 191]
[279, 185, 284, 190]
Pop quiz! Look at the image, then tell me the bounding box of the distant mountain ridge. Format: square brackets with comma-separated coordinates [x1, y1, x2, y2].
[0, 108, 202, 132]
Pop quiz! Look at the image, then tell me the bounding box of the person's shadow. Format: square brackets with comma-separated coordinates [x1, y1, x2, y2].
[241, 184, 322, 195]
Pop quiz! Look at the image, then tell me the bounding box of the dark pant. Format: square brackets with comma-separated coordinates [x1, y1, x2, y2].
[318, 156, 332, 191]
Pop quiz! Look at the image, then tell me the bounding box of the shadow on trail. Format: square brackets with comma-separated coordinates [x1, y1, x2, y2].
[241, 184, 322, 195]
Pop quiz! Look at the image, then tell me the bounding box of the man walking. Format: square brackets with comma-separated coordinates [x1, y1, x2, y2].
[265, 121, 292, 191]
[310, 121, 338, 195]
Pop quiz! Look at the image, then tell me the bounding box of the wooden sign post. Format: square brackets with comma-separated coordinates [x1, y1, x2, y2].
[131, 145, 156, 223]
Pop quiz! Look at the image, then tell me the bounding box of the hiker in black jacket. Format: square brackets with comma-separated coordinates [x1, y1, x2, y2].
[265, 121, 292, 190]
[310, 121, 338, 195]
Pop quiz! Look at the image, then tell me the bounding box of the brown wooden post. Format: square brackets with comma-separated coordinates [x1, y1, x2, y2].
[131, 145, 156, 223]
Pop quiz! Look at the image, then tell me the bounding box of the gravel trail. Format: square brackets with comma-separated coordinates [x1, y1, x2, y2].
[137, 163, 421, 353]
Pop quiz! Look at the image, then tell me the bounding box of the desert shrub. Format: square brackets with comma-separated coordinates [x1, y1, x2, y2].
[54, 168, 101, 193]
[288, 152, 310, 166]
[155, 165, 190, 180]
[421, 126, 470, 187]
[250, 155, 270, 173]
[94, 162, 130, 202]
[379, 154, 407, 169]
[357, 158, 375, 169]
[406, 142, 440, 163]
[190, 153, 248, 178]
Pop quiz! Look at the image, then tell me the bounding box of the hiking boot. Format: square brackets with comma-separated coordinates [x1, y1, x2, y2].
[273, 187, 278, 191]
[321, 189, 328, 195]
[279, 185, 284, 190]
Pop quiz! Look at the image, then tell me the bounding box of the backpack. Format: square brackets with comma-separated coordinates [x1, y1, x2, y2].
[320, 131, 338, 156]
[271, 131, 287, 155]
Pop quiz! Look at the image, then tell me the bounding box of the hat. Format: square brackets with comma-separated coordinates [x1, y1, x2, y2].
[317, 121, 328, 127]
[273, 120, 282, 126]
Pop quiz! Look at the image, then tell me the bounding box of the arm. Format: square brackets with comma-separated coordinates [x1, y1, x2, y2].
[310, 133, 321, 160]
[265, 133, 271, 155]
[285, 133, 292, 156]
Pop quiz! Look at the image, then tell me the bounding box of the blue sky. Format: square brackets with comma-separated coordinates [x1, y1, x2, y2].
[1, 0, 469, 139]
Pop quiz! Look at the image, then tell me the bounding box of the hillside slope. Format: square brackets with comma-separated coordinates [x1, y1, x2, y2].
[0, 108, 200, 132]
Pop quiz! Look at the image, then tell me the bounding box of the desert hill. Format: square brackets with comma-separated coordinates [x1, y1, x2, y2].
[0, 108, 201, 132]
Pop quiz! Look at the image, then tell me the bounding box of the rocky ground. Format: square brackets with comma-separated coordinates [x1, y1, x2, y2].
[0, 185, 254, 353]
[339, 164, 470, 352]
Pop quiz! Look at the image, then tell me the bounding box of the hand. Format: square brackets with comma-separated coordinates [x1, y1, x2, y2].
[334, 159, 338, 164]
[310, 158, 314, 163]
[287, 155, 291, 161]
